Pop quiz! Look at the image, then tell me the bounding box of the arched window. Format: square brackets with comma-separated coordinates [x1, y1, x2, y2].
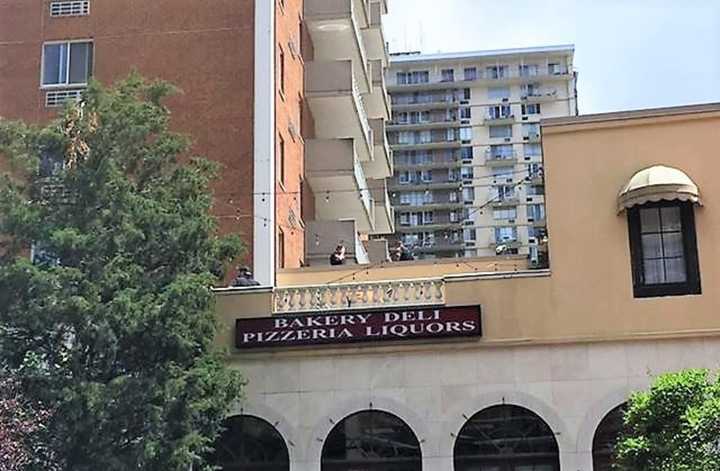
[210, 415, 289, 471]
[592, 404, 626, 471]
[454, 405, 560, 471]
[322, 410, 422, 471]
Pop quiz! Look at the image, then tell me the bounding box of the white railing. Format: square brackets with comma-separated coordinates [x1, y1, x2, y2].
[46, 88, 84, 107]
[274, 278, 445, 313]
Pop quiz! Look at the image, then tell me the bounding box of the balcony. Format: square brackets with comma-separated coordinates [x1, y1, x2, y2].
[389, 133, 463, 151]
[368, 178, 395, 235]
[305, 60, 374, 163]
[305, 220, 370, 267]
[484, 113, 515, 125]
[363, 60, 391, 120]
[485, 150, 519, 166]
[491, 238, 522, 250]
[395, 221, 464, 233]
[363, 119, 393, 179]
[388, 178, 463, 191]
[491, 196, 520, 208]
[306, 139, 375, 232]
[521, 89, 559, 103]
[390, 95, 462, 111]
[305, 0, 371, 93]
[361, 1, 389, 66]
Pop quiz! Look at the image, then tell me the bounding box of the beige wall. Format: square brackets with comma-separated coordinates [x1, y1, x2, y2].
[216, 106, 720, 347]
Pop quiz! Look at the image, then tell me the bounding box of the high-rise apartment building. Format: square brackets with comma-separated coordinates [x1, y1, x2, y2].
[386, 45, 577, 261]
[0, 0, 393, 285]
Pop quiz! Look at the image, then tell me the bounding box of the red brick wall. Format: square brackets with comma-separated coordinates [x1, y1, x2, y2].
[274, 0, 306, 269]
[0, 0, 256, 264]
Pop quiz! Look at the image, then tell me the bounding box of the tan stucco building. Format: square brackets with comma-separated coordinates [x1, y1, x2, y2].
[217, 106, 718, 469]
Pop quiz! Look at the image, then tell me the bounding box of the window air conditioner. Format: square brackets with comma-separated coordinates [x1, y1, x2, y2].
[522, 116, 529, 121]
[504, 137, 511, 142]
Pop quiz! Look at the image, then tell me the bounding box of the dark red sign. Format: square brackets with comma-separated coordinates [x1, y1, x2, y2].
[236, 305, 481, 349]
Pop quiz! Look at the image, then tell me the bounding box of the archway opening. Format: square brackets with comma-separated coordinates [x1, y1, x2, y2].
[322, 410, 422, 471]
[592, 404, 626, 471]
[210, 415, 290, 471]
[454, 404, 560, 471]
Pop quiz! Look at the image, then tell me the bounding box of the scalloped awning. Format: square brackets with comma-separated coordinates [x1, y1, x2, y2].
[618, 165, 701, 213]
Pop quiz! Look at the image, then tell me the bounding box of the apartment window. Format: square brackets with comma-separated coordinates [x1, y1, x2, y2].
[463, 88, 471, 100]
[460, 107, 472, 120]
[277, 229, 285, 269]
[528, 163, 544, 179]
[461, 166, 474, 180]
[522, 123, 540, 138]
[462, 187, 475, 202]
[486, 65, 508, 79]
[398, 171, 412, 184]
[441, 69, 455, 82]
[494, 185, 516, 200]
[422, 211, 434, 224]
[278, 134, 286, 185]
[489, 125, 512, 139]
[42, 41, 93, 87]
[627, 201, 701, 298]
[450, 211, 461, 223]
[459, 127, 473, 141]
[519, 64, 539, 77]
[460, 147, 473, 161]
[525, 143, 542, 157]
[489, 144, 514, 159]
[521, 83, 542, 97]
[493, 208, 517, 220]
[448, 168, 460, 182]
[548, 62, 563, 75]
[522, 103, 541, 115]
[421, 170, 433, 182]
[464, 67, 477, 81]
[397, 70, 429, 85]
[488, 86, 511, 100]
[495, 226, 518, 242]
[50, 1, 90, 17]
[419, 130, 432, 143]
[449, 191, 459, 203]
[464, 228, 477, 241]
[399, 213, 411, 226]
[527, 204, 546, 221]
[527, 185, 545, 196]
[279, 47, 286, 95]
[488, 105, 512, 119]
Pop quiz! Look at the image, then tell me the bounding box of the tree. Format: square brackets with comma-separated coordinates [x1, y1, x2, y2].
[0, 75, 244, 470]
[615, 369, 720, 471]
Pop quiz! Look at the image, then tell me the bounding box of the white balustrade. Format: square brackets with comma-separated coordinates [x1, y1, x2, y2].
[274, 278, 445, 314]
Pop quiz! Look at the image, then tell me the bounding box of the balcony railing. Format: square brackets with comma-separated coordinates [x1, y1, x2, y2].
[274, 278, 445, 313]
[389, 64, 573, 88]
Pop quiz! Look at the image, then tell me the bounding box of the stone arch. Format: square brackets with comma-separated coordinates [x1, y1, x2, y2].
[306, 393, 430, 467]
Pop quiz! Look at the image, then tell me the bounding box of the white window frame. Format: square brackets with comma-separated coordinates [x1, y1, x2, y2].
[41, 39, 94, 89]
[50, 1, 90, 17]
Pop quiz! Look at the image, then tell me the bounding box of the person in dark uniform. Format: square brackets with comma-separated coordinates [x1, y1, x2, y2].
[231, 266, 260, 287]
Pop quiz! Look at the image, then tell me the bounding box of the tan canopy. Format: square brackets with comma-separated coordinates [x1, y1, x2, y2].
[618, 165, 701, 213]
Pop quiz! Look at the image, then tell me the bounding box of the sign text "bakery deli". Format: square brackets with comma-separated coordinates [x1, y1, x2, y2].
[235, 305, 481, 349]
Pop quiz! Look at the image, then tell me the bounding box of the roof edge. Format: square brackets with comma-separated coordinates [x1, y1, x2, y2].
[542, 102, 720, 128]
[390, 44, 575, 64]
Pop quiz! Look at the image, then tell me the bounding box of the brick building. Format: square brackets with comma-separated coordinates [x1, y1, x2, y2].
[0, 0, 394, 285]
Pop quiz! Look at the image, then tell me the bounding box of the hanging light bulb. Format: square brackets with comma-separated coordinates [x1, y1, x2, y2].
[325, 191, 330, 203]
[315, 234, 320, 246]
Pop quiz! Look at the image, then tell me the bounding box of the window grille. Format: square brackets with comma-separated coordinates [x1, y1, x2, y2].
[46, 88, 84, 107]
[50, 1, 90, 17]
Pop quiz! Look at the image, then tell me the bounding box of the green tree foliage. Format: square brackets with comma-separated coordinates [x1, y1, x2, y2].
[616, 369, 720, 471]
[0, 74, 244, 470]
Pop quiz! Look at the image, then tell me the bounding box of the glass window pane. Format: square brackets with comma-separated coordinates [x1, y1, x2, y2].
[639, 207, 660, 233]
[662, 232, 685, 258]
[661, 206, 682, 231]
[641, 234, 663, 259]
[665, 258, 687, 283]
[43, 43, 68, 85]
[69, 43, 92, 84]
[210, 415, 289, 470]
[643, 259, 665, 284]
